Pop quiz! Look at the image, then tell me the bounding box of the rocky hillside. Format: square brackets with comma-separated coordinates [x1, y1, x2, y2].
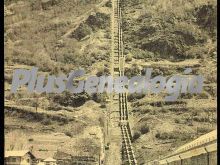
[4, 0, 217, 164]
[121, 0, 217, 164]
[4, 0, 111, 160]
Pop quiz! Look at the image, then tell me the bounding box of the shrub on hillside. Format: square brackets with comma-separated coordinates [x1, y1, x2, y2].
[96, 65, 110, 77]
[42, 118, 52, 125]
[155, 131, 192, 141]
[139, 125, 150, 134]
[133, 131, 141, 141]
[196, 127, 214, 136]
[127, 93, 145, 102]
[131, 49, 155, 60]
[194, 3, 217, 33]
[193, 116, 209, 122]
[155, 132, 178, 140]
[64, 131, 73, 137]
[91, 93, 108, 104]
[174, 118, 180, 123]
[86, 12, 110, 30]
[125, 53, 133, 62]
[71, 23, 92, 41]
[52, 92, 90, 107]
[105, 1, 112, 7]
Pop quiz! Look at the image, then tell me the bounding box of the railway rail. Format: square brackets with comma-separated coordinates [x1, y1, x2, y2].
[111, 0, 137, 164]
[110, 0, 217, 165]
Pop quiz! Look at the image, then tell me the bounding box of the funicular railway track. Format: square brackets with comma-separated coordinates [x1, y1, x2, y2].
[110, 1, 217, 165]
[112, 0, 137, 164]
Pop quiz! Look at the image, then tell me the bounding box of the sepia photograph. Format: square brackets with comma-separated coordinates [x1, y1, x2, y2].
[4, 0, 217, 164]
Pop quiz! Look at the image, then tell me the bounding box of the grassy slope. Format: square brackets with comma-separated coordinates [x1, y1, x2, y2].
[121, 0, 217, 164]
[4, 0, 110, 159]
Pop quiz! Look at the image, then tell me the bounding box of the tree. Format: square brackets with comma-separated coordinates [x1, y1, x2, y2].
[6, 131, 28, 150]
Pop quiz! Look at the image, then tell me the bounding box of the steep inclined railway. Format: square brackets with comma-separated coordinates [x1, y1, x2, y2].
[109, 1, 217, 165]
[111, 0, 137, 164]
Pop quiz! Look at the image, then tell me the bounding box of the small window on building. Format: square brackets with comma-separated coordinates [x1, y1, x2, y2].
[27, 159, 30, 163]
[11, 158, 16, 162]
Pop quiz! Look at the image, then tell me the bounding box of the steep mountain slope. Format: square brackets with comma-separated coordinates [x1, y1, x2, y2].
[121, 0, 217, 164]
[4, 0, 111, 161]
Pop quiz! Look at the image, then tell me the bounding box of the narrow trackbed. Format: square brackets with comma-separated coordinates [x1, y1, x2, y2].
[112, 0, 137, 164]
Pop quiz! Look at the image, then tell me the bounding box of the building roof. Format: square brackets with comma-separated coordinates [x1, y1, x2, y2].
[44, 157, 56, 162]
[53, 151, 72, 160]
[5, 150, 35, 158]
[32, 150, 56, 160]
